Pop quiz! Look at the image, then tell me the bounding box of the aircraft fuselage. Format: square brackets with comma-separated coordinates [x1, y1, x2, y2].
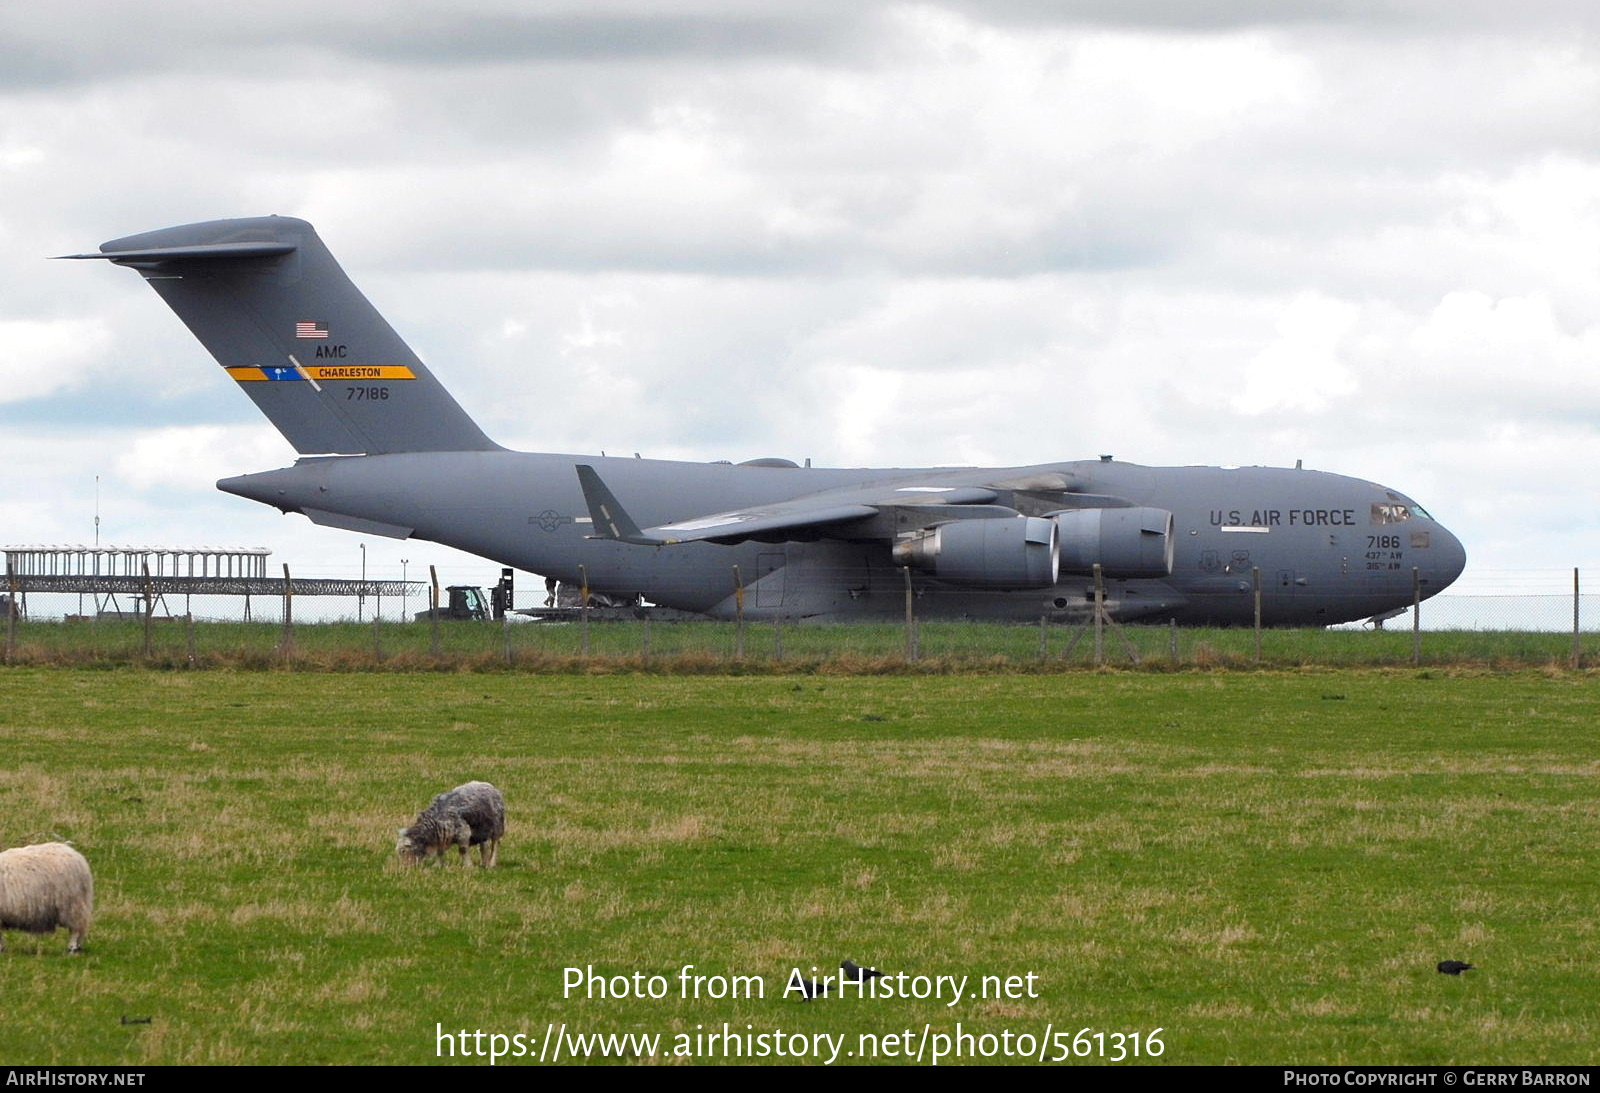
[220, 452, 1465, 626]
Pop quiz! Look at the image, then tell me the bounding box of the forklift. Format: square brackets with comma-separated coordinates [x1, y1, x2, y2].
[415, 570, 514, 621]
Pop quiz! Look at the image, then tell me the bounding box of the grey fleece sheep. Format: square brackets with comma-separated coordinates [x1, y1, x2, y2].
[397, 781, 505, 866]
[0, 843, 93, 954]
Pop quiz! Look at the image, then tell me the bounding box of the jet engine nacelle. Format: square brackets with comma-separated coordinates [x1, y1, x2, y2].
[1052, 506, 1175, 578]
[892, 516, 1060, 588]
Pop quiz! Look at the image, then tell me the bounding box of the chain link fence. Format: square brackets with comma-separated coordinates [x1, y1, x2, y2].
[4, 567, 1595, 670]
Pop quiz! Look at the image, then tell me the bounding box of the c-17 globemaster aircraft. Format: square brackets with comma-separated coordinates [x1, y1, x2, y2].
[66, 216, 1466, 626]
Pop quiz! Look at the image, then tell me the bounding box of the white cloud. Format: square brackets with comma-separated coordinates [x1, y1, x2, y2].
[0, 318, 111, 403]
[114, 425, 290, 492]
[4, 0, 1600, 584]
[1233, 294, 1360, 415]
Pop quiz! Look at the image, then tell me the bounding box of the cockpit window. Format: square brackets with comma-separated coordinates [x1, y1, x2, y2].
[1372, 502, 1412, 524]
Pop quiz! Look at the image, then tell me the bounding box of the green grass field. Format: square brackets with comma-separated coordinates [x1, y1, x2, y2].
[1, 667, 1597, 1065]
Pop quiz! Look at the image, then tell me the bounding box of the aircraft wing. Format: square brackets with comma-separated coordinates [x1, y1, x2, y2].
[648, 502, 882, 544]
[576, 464, 1006, 546]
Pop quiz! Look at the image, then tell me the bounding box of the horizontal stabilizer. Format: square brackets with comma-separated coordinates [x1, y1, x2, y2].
[56, 241, 298, 264]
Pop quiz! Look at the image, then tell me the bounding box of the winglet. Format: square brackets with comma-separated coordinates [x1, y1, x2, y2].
[575, 465, 670, 545]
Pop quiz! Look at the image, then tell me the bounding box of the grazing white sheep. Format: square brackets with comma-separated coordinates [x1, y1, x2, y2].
[0, 843, 93, 954]
[397, 781, 505, 866]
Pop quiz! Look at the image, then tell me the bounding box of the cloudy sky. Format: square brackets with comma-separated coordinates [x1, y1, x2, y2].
[4, 0, 1598, 601]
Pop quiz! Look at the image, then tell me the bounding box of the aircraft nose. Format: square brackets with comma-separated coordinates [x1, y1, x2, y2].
[1425, 521, 1467, 594]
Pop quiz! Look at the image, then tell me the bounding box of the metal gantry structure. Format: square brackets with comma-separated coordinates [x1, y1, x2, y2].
[3, 544, 418, 618]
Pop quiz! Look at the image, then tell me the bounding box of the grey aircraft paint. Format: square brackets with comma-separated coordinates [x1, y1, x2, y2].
[65, 216, 1466, 626]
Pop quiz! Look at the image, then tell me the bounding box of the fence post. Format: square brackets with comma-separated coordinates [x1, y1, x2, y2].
[1169, 618, 1178, 668]
[187, 613, 196, 666]
[903, 567, 918, 663]
[279, 563, 295, 661]
[142, 561, 154, 658]
[1251, 566, 1261, 665]
[772, 615, 783, 663]
[4, 561, 15, 664]
[1093, 564, 1105, 667]
[503, 608, 513, 666]
[1038, 615, 1047, 661]
[373, 616, 383, 662]
[429, 565, 441, 656]
[578, 564, 590, 658]
[732, 565, 746, 659]
[1411, 566, 1421, 667]
[1573, 568, 1582, 670]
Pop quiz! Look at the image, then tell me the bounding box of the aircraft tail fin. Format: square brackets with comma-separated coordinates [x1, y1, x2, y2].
[62, 216, 500, 455]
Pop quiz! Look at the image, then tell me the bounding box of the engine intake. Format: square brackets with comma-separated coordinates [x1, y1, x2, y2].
[892, 516, 1060, 588]
[1052, 506, 1174, 578]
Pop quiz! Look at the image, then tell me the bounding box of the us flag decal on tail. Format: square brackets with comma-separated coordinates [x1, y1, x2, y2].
[295, 321, 329, 339]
